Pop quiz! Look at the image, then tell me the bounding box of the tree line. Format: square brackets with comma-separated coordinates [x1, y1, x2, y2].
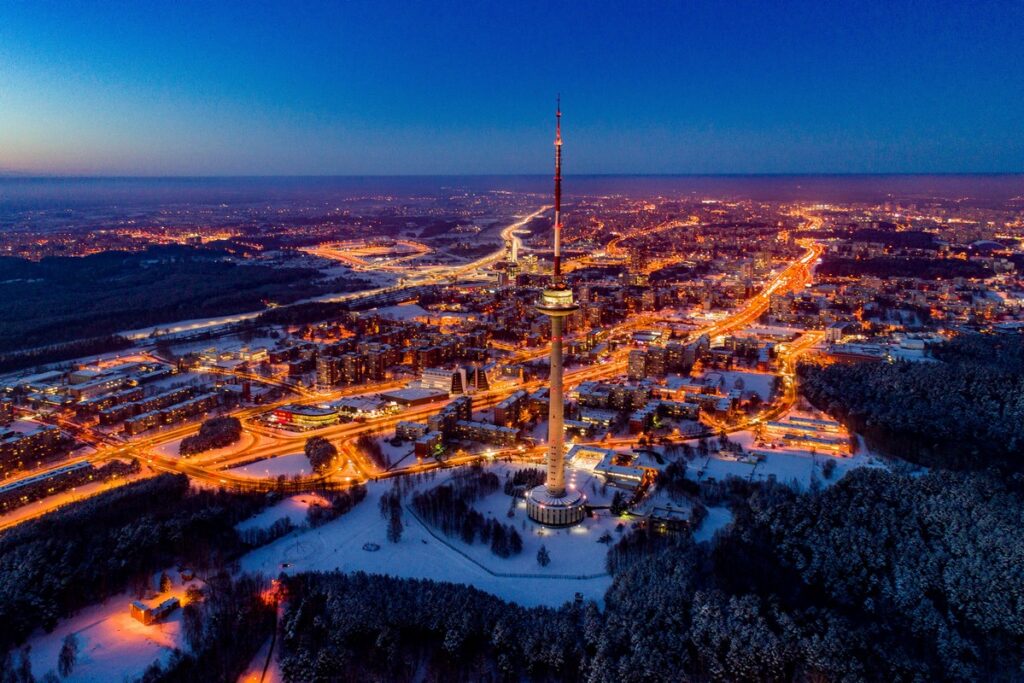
[817, 255, 992, 280]
[0, 246, 333, 354]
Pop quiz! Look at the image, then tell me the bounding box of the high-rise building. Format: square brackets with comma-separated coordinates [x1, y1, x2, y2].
[526, 100, 587, 527]
[627, 349, 647, 380]
[316, 355, 342, 388]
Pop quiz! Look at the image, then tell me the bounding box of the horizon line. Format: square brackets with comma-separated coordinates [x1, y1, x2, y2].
[2, 171, 1023, 180]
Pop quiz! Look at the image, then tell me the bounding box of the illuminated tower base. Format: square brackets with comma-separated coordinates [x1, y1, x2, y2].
[527, 286, 586, 527]
[526, 485, 586, 526]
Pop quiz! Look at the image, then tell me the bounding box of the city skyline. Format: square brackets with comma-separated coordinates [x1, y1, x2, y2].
[2, 4, 1024, 681]
[2, 1, 1024, 176]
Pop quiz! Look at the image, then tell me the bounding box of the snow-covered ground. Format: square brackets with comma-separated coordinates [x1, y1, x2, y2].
[19, 440, 888, 683]
[26, 576, 200, 683]
[694, 506, 733, 543]
[684, 430, 882, 490]
[239, 476, 613, 608]
[227, 452, 312, 479]
[122, 312, 267, 340]
[371, 303, 429, 321]
[19, 433, 886, 682]
[430, 470, 621, 578]
[161, 333, 281, 358]
[698, 369, 776, 401]
[374, 437, 415, 469]
[236, 494, 326, 532]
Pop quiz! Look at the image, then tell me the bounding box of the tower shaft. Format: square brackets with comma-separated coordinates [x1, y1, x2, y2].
[545, 314, 566, 496]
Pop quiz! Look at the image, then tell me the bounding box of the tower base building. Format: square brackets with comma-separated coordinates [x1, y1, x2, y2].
[526, 486, 586, 526]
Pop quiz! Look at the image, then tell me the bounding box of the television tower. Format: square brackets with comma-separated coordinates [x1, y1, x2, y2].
[527, 99, 586, 526]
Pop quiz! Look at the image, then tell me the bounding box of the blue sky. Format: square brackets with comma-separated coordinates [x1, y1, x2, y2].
[1, 0, 1022, 175]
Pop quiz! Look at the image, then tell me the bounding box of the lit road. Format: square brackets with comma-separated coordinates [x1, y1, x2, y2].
[301, 239, 433, 272]
[599, 216, 698, 267]
[123, 207, 548, 340]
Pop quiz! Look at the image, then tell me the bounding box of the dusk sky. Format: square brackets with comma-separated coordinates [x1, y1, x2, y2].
[1, 1, 1023, 176]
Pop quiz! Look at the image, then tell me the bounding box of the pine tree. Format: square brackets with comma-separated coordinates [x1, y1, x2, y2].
[490, 524, 509, 558]
[387, 506, 404, 543]
[508, 528, 523, 555]
[610, 491, 627, 516]
[182, 602, 205, 651]
[822, 458, 837, 479]
[304, 436, 338, 474]
[536, 544, 551, 567]
[57, 633, 78, 677]
[16, 645, 32, 683]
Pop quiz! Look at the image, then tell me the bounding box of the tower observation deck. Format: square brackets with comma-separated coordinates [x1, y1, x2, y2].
[526, 100, 587, 527]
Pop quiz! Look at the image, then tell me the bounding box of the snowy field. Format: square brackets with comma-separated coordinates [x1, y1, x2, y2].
[419, 468, 622, 578]
[371, 303, 429, 321]
[159, 333, 280, 358]
[226, 452, 312, 479]
[698, 369, 777, 401]
[239, 476, 613, 608]
[374, 437, 416, 470]
[236, 494, 326, 532]
[694, 506, 733, 542]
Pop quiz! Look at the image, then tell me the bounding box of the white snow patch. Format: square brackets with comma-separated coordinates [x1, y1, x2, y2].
[238, 478, 612, 608]
[227, 453, 311, 479]
[694, 506, 733, 543]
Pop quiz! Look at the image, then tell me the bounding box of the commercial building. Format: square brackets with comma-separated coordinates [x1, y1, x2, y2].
[269, 404, 339, 430]
[415, 365, 488, 395]
[333, 395, 389, 418]
[379, 387, 448, 407]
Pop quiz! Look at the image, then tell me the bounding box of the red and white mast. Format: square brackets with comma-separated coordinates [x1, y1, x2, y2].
[553, 96, 563, 282]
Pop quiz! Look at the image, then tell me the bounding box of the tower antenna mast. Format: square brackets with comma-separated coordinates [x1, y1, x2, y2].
[553, 95, 563, 281]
